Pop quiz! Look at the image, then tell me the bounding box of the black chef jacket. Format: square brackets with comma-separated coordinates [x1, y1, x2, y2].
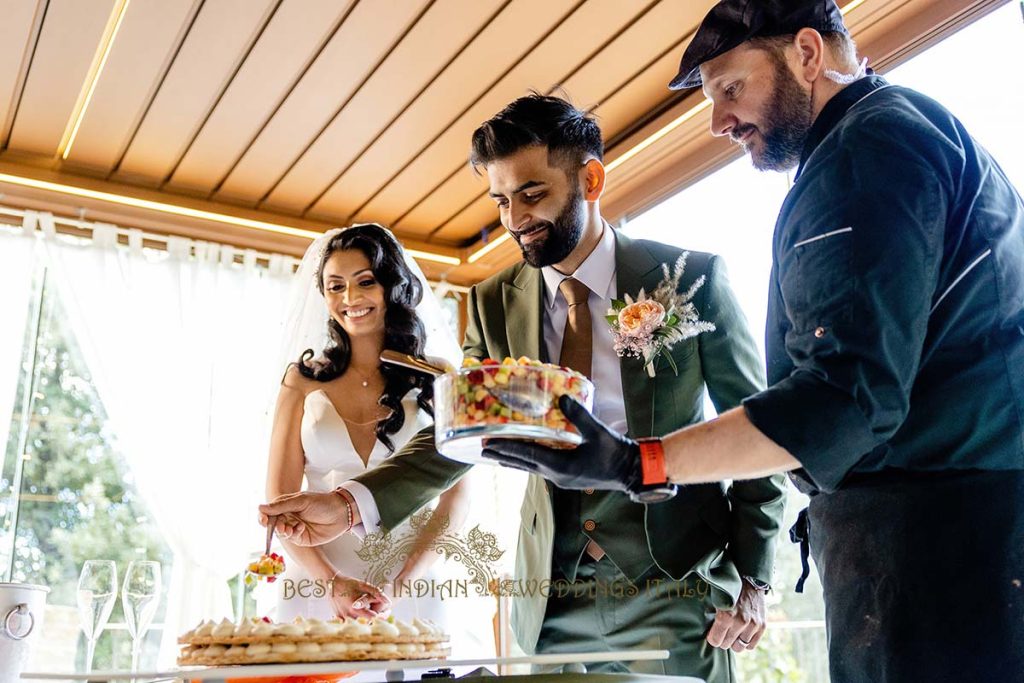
[742, 75, 1024, 493]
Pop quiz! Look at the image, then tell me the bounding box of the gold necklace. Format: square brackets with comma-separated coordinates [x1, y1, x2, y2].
[340, 362, 385, 425]
[347, 363, 378, 388]
[338, 401, 392, 426]
[340, 413, 387, 427]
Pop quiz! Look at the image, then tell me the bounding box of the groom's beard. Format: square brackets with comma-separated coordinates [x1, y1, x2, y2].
[512, 184, 585, 268]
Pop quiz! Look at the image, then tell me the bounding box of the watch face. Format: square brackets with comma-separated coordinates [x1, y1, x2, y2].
[630, 485, 678, 504]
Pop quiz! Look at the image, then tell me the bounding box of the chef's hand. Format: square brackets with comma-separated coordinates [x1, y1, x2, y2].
[706, 581, 767, 652]
[258, 491, 351, 546]
[481, 395, 642, 493]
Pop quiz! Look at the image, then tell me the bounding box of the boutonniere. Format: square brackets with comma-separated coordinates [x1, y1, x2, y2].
[606, 252, 716, 377]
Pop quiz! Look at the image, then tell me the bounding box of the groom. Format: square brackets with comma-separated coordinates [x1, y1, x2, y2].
[261, 94, 785, 682]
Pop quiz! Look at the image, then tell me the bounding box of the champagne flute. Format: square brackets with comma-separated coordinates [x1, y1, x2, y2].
[77, 560, 117, 673]
[122, 560, 162, 672]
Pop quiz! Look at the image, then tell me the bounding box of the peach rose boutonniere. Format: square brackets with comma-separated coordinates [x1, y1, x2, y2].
[606, 252, 716, 377]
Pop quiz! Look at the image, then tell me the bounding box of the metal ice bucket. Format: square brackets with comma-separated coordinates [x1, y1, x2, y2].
[0, 582, 49, 683]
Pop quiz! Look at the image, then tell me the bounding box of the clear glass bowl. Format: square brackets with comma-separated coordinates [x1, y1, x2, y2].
[434, 362, 594, 465]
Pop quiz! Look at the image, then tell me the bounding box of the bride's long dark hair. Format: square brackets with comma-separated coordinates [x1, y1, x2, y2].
[296, 224, 434, 453]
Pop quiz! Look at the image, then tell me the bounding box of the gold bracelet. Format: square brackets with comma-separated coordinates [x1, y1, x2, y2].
[333, 487, 355, 533]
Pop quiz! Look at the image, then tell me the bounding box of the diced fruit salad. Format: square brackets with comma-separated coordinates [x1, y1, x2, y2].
[244, 553, 286, 586]
[450, 357, 591, 436]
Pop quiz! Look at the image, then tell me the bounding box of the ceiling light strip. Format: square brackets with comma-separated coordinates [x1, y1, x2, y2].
[841, 0, 867, 15]
[1, 206, 470, 281]
[59, 0, 132, 160]
[467, 231, 512, 264]
[405, 248, 461, 266]
[0, 205, 298, 265]
[0, 172, 320, 239]
[0, 173, 461, 264]
[605, 99, 713, 173]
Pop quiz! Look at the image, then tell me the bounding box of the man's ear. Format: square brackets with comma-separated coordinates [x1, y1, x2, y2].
[581, 158, 606, 201]
[793, 27, 826, 83]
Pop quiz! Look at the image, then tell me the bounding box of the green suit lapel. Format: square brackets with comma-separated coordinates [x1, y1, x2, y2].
[614, 231, 665, 439]
[501, 264, 551, 514]
[501, 263, 556, 584]
[501, 264, 545, 362]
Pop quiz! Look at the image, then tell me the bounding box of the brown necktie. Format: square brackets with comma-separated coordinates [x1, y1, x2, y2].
[558, 278, 592, 379]
[557, 278, 604, 562]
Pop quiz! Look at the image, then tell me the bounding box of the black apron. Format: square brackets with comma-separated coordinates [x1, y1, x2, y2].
[799, 468, 1024, 683]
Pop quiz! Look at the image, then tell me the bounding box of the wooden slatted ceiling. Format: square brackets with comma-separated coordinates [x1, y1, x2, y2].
[291, 0, 579, 226]
[431, 33, 691, 244]
[167, 0, 358, 194]
[320, 0, 653, 232]
[63, 0, 199, 171]
[0, 1, 43, 144]
[199, 0, 440, 204]
[259, 0, 501, 215]
[1, 0, 705, 248]
[396, 0, 698, 243]
[210, 0, 427, 205]
[8, 1, 114, 155]
[113, 0, 279, 184]
[0, 0, 1004, 287]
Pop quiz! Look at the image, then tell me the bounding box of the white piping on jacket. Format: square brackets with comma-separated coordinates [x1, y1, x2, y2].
[931, 249, 993, 314]
[792, 227, 853, 249]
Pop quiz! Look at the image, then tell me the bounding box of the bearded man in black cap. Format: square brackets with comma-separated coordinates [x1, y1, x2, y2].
[483, 1, 1024, 681]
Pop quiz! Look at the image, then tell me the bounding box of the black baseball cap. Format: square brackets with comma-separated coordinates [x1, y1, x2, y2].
[669, 0, 849, 90]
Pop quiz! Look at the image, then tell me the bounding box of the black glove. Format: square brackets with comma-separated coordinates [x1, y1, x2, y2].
[481, 394, 643, 493]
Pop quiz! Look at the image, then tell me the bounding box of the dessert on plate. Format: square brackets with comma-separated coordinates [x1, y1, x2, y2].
[177, 616, 449, 665]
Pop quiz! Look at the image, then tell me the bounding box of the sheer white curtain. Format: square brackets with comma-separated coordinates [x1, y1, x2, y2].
[0, 221, 40, 497]
[30, 212, 296, 664]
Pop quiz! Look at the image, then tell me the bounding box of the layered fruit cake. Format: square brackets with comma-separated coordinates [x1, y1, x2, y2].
[177, 616, 449, 665]
[439, 356, 592, 442]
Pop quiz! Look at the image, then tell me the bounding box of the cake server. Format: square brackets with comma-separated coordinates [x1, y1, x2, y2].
[379, 350, 446, 376]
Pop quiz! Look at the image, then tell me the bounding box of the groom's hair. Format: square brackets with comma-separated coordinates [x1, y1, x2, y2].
[470, 93, 603, 177]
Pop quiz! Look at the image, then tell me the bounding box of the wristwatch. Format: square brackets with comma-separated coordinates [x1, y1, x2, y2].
[628, 438, 678, 504]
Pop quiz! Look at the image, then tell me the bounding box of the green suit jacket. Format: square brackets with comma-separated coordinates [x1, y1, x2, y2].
[353, 230, 786, 653]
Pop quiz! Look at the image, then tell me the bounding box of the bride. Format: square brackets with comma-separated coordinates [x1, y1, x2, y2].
[265, 223, 467, 622]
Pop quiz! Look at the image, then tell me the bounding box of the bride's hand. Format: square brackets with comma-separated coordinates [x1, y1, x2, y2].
[258, 491, 350, 546]
[329, 576, 392, 619]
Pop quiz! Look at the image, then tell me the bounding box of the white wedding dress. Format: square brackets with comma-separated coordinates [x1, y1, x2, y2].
[273, 388, 448, 628]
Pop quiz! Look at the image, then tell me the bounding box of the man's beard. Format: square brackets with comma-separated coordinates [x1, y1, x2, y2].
[512, 184, 585, 268]
[736, 57, 813, 172]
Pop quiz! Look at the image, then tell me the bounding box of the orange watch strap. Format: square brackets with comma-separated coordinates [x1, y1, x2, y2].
[637, 438, 667, 485]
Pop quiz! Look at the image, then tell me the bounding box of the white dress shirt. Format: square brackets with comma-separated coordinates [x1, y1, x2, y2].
[539, 222, 627, 435]
[344, 223, 627, 533]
